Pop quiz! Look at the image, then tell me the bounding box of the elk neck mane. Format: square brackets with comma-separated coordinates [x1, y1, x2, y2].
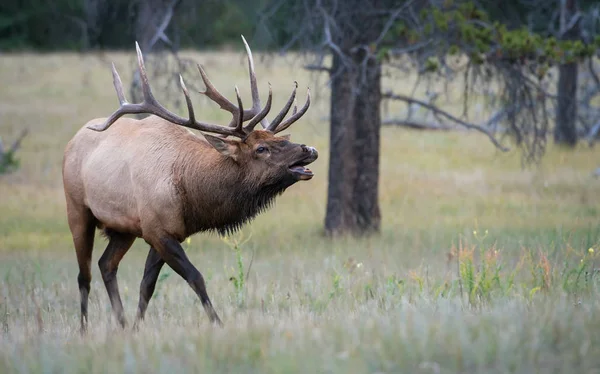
[172, 138, 290, 237]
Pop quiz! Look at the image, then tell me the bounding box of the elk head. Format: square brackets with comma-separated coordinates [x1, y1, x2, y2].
[204, 131, 317, 186]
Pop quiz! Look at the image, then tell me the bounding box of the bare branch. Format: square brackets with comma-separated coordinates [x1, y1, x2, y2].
[147, 0, 180, 50]
[588, 58, 600, 89]
[9, 129, 28, 154]
[304, 64, 331, 73]
[374, 0, 417, 46]
[587, 121, 600, 145]
[382, 119, 452, 131]
[383, 91, 509, 151]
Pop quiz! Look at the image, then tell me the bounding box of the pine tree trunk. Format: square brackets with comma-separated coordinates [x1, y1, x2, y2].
[324, 51, 382, 235]
[351, 51, 381, 234]
[554, 0, 580, 147]
[324, 52, 358, 234]
[555, 63, 578, 146]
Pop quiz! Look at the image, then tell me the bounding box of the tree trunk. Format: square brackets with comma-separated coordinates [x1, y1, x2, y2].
[352, 52, 381, 233]
[135, 0, 167, 52]
[325, 52, 357, 234]
[555, 63, 578, 146]
[554, 0, 580, 146]
[324, 51, 382, 236]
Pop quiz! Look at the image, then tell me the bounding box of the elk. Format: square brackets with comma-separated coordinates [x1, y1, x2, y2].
[62, 36, 318, 332]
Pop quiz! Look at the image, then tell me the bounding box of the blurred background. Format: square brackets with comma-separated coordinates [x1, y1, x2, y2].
[2, 0, 600, 238]
[1, 1, 600, 372]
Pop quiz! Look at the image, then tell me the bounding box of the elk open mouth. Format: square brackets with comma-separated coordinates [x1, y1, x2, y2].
[289, 161, 314, 180]
[289, 147, 318, 181]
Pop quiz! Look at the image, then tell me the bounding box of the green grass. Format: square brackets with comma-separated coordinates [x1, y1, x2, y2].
[1, 50, 600, 373]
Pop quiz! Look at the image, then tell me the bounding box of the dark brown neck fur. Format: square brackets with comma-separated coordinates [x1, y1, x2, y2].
[173, 141, 291, 237]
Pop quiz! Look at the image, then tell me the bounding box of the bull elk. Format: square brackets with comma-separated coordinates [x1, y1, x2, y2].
[62, 36, 318, 332]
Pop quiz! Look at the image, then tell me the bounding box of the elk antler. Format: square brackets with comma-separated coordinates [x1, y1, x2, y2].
[88, 36, 309, 137]
[238, 36, 311, 134]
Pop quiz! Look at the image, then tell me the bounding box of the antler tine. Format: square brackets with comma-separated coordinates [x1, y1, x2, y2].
[266, 81, 298, 132]
[273, 88, 311, 134]
[244, 83, 273, 132]
[135, 42, 153, 103]
[197, 61, 259, 131]
[111, 63, 127, 105]
[241, 35, 264, 126]
[179, 74, 196, 124]
[234, 86, 244, 133]
[197, 64, 238, 113]
[87, 62, 130, 130]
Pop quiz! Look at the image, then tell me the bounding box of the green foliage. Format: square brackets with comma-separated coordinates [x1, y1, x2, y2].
[328, 272, 342, 299]
[424, 57, 440, 73]
[454, 239, 505, 306]
[426, 2, 600, 68]
[0, 151, 20, 175]
[379, 1, 600, 72]
[221, 232, 253, 307]
[562, 247, 598, 293]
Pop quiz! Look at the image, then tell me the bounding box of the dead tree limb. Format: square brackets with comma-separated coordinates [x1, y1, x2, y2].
[303, 64, 331, 73]
[383, 91, 509, 151]
[382, 119, 453, 130]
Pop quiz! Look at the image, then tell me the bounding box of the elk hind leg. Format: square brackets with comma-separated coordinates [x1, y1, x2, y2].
[98, 230, 136, 328]
[67, 207, 96, 334]
[134, 246, 165, 328]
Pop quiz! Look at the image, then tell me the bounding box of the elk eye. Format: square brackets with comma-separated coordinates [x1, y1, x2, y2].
[256, 146, 267, 154]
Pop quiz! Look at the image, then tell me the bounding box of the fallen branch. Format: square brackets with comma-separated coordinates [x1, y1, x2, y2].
[304, 64, 331, 73]
[382, 119, 454, 131]
[382, 91, 509, 152]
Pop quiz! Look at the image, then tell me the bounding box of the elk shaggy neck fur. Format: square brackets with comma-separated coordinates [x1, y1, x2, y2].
[174, 141, 291, 237]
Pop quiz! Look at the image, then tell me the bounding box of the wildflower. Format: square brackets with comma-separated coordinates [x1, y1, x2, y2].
[589, 248, 594, 254]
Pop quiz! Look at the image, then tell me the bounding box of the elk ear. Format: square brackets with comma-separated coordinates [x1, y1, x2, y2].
[279, 134, 291, 140]
[204, 134, 239, 161]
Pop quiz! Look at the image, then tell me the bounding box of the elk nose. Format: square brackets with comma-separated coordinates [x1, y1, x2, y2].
[302, 145, 318, 157]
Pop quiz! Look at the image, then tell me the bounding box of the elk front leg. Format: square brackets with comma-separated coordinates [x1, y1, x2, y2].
[152, 236, 223, 326]
[134, 246, 165, 327]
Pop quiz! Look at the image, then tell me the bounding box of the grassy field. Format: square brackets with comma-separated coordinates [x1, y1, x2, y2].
[1, 49, 600, 373]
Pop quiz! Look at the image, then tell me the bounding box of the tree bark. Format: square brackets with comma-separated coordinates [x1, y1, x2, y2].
[325, 52, 358, 234]
[352, 52, 381, 234]
[324, 51, 382, 236]
[555, 63, 579, 146]
[554, 0, 580, 147]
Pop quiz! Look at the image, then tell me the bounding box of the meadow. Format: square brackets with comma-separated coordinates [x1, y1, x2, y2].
[1, 49, 600, 373]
